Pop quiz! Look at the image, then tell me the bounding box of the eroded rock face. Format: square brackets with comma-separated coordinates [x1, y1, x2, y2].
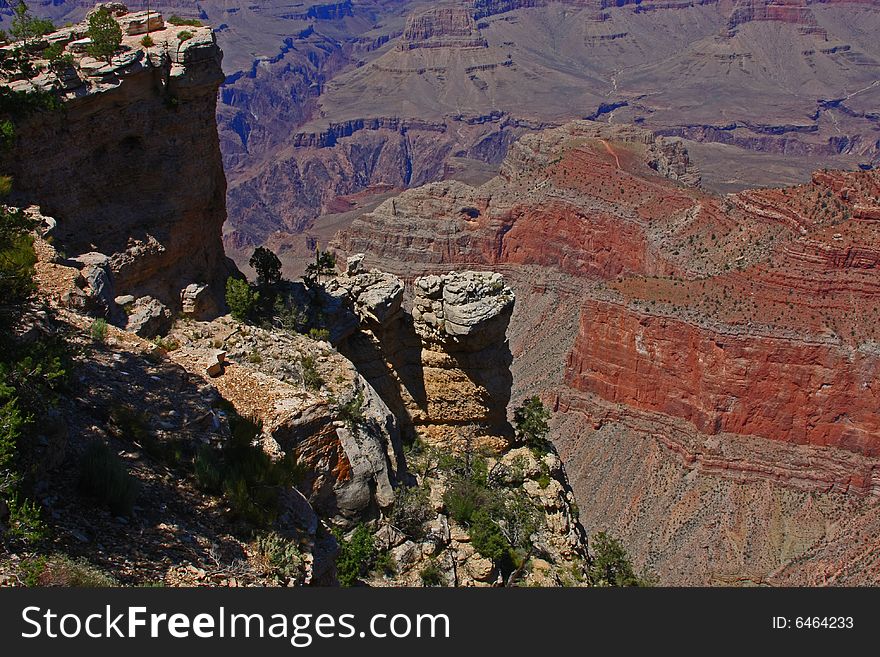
[333, 266, 516, 452]
[0, 8, 236, 319]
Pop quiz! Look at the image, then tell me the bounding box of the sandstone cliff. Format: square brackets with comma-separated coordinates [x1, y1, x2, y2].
[0, 7, 236, 327]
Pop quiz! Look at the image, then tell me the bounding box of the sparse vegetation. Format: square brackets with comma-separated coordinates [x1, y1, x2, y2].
[77, 441, 139, 516]
[390, 484, 433, 538]
[168, 15, 203, 27]
[140, 35, 154, 49]
[194, 407, 300, 526]
[303, 249, 336, 285]
[300, 354, 324, 390]
[17, 554, 117, 587]
[513, 396, 551, 454]
[586, 531, 652, 587]
[89, 318, 108, 342]
[254, 532, 305, 582]
[335, 524, 376, 586]
[419, 559, 444, 587]
[177, 30, 194, 43]
[225, 276, 260, 322]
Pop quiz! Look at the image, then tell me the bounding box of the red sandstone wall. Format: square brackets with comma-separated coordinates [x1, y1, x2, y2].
[566, 299, 880, 456]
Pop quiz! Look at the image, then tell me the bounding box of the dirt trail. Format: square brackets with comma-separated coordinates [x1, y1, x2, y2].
[599, 139, 621, 169]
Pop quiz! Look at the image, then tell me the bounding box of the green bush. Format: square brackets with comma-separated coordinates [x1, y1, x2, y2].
[6, 492, 47, 544]
[20, 554, 117, 587]
[140, 35, 154, 48]
[337, 392, 365, 430]
[307, 327, 330, 342]
[300, 354, 324, 390]
[194, 409, 300, 526]
[77, 441, 139, 516]
[390, 484, 433, 538]
[419, 559, 444, 587]
[177, 30, 194, 42]
[335, 524, 376, 587]
[374, 550, 397, 577]
[226, 277, 259, 322]
[468, 509, 509, 565]
[168, 15, 203, 27]
[513, 396, 552, 453]
[443, 476, 489, 525]
[586, 532, 650, 587]
[255, 532, 304, 581]
[89, 318, 108, 342]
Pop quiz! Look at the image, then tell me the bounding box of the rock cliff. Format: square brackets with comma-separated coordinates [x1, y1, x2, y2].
[0, 6, 236, 326]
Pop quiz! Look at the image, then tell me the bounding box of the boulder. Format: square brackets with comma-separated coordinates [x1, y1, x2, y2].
[126, 296, 172, 338]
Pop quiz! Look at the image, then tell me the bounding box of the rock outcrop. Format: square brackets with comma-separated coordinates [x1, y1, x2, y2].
[168, 317, 404, 526]
[329, 260, 516, 452]
[0, 7, 236, 322]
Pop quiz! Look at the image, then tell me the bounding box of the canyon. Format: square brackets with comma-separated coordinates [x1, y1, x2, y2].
[16, 1, 880, 274]
[4, 2, 879, 586]
[0, 7, 588, 587]
[334, 120, 880, 584]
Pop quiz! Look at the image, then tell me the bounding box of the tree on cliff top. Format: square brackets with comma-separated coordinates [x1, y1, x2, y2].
[10, 2, 54, 49]
[86, 7, 123, 63]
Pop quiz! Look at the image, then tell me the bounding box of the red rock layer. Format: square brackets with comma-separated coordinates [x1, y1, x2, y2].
[567, 300, 880, 456]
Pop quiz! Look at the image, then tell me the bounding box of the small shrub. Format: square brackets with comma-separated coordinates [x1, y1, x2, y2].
[335, 524, 376, 587]
[168, 15, 203, 27]
[374, 550, 397, 577]
[89, 318, 108, 342]
[443, 477, 489, 525]
[419, 559, 444, 587]
[513, 396, 552, 454]
[300, 354, 323, 390]
[587, 532, 650, 587]
[254, 532, 304, 582]
[468, 509, 509, 565]
[177, 30, 194, 42]
[194, 409, 300, 526]
[307, 327, 330, 342]
[140, 35, 154, 48]
[21, 554, 117, 587]
[6, 493, 47, 544]
[226, 277, 259, 322]
[77, 441, 139, 516]
[248, 351, 262, 364]
[337, 392, 365, 430]
[390, 484, 433, 538]
[151, 336, 179, 352]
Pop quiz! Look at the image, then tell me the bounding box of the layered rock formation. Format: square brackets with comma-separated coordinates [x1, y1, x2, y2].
[329, 260, 516, 451]
[0, 7, 236, 325]
[333, 120, 880, 584]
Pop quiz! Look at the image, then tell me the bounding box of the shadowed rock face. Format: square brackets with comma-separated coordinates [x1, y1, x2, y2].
[0, 10, 237, 318]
